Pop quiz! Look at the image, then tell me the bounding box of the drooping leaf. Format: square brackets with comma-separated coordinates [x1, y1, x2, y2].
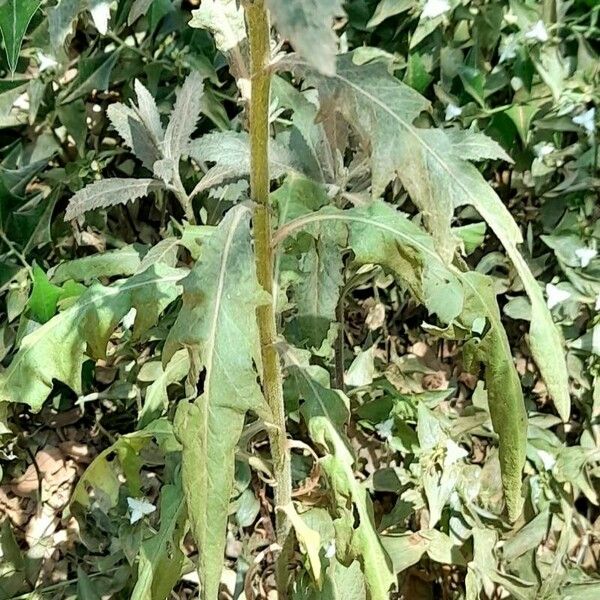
[275, 198, 527, 520]
[164, 71, 205, 162]
[0, 0, 41, 72]
[266, 0, 345, 76]
[297, 368, 395, 599]
[65, 179, 163, 220]
[164, 206, 268, 600]
[0, 265, 185, 412]
[300, 51, 570, 421]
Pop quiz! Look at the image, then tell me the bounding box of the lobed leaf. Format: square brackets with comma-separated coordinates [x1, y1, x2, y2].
[299, 51, 570, 421]
[266, 0, 345, 76]
[164, 71, 205, 162]
[275, 196, 527, 520]
[64, 178, 163, 220]
[164, 205, 269, 600]
[0, 265, 185, 413]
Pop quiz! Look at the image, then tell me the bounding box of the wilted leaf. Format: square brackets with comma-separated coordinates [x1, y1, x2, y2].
[266, 0, 345, 76]
[0, 265, 185, 412]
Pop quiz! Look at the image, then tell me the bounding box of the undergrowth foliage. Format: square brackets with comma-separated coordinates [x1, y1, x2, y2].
[0, 0, 598, 599]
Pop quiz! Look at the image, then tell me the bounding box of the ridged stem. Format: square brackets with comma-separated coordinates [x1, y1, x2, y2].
[246, 2, 292, 595]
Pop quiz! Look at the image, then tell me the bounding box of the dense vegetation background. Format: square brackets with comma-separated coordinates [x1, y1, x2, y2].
[0, 0, 598, 598]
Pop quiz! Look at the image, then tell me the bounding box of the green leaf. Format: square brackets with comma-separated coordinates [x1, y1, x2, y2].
[51, 245, 145, 284]
[368, 0, 414, 28]
[164, 206, 268, 600]
[459, 271, 527, 521]
[138, 349, 189, 429]
[0, 0, 41, 72]
[133, 79, 164, 145]
[27, 264, 65, 323]
[164, 71, 204, 162]
[65, 179, 163, 220]
[48, 0, 81, 52]
[131, 477, 186, 600]
[275, 199, 527, 520]
[266, 0, 345, 76]
[60, 49, 121, 104]
[277, 200, 464, 324]
[107, 102, 161, 171]
[297, 369, 395, 599]
[302, 51, 570, 421]
[0, 265, 185, 412]
[189, 131, 299, 196]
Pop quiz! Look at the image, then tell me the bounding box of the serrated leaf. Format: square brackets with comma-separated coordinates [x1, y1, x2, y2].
[65, 178, 163, 220]
[0, 265, 185, 412]
[266, 0, 345, 76]
[0, 0, 41, 72]
[302, 51, 570, 421]
[134, 79, 164, 144]
[164, 71, 204, 161]
[164, 206, 268, 600]
[107, 102, 161, 170]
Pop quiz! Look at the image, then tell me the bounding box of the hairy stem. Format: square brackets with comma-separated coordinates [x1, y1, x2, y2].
[246, 1, 292, 594]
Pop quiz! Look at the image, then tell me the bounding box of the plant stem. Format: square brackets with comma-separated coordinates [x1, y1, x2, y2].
[246, 0, 292, 594]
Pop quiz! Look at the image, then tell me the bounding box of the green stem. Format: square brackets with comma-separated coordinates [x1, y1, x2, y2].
[246, 1, 292, 594]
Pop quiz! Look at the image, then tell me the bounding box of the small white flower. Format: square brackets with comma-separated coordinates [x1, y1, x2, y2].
[325, 539, 336, 559]
[573, 107, 596, 134]
[575, 247, 597, 268]
[443, 439, 468, 469]
[127, 497, 156, 524]
[445, 103, 462, 121]
[510, 76, 524, 91]
[90, 1, 111, 34]
[546, 283, 571, 309]
[499, 34, 519, 63]
[537, 449, 556, 471]
[37, 51, 58, 72]
[533, 142, 555, 159]
[422, 0, 451, 20]
[376, 418, 394, 440]
[525, 20, 549, 43]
